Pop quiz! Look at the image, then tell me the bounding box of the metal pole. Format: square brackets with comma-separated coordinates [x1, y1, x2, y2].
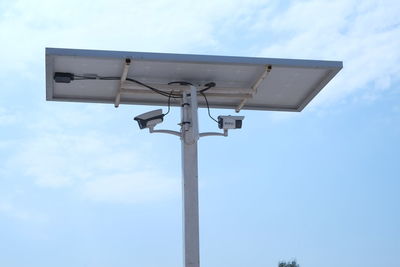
[181, 85, 200, 267]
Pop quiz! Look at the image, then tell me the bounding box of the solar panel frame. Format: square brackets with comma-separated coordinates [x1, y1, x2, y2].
[46, 47, 342, 112]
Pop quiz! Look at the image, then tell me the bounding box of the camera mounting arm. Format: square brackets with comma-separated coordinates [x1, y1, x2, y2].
[148, 127, 181, 137]
[147, 126, 228, 138]
[199, 129, 228, 138]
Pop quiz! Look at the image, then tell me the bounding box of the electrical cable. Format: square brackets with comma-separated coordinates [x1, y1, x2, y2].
[164, 90, 174, 116]
[168, 81, 193, 86]
[72, 74, 183, 99]
[166, 81, 218, 123]
[199, 82, 218, 123]
[72, 75, 217, 99]
[68, 74, 218, 124]
[199, 82, 216, 93]
[126, 78, 182, 98]
[200, 91, 218, 123]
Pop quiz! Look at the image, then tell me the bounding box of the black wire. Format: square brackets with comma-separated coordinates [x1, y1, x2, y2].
[200, 82, 216, 93]
[72, 73, 219, 124]
[164, 90, 174, 116]
[73, 74, 183, 99]
[72, 75, 219, 128]
[200, 92, 218, 123]
[199, 82, 218, 123]
[126, 78, 182, 98]
[73, 74, 217, 100]
[168, 81, 216, 94]
[168, 81, 193, 86]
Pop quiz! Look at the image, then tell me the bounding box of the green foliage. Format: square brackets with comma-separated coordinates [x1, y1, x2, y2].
[278, 260, 299, 267]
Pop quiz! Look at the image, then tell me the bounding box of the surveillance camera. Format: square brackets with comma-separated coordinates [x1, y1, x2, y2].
[134, 109, 165, 129]
[217, 115, 244, 129]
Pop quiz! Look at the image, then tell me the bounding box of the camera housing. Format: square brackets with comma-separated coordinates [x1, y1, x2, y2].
[134, 109, 165, 129]
[218, 115, 244, 129]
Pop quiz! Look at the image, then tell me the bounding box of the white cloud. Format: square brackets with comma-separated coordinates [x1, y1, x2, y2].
[0, 201, 46, 222]
[0, 107, 17, 125]
[2, 0, 399, 202]
[4, 105, 180, 203]
[0, 0, 263, 77]
[3, 0, 396, 106]
[0, 202, 29, 220]
[81, 172, 178, 204]
[8, 128, 179, 202]
[0, 0, 265, 204]
[257, 0, 400, 107]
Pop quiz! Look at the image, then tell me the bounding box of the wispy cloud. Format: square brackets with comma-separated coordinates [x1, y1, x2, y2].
[2, 0, 399, 201]
[0, 200, 46, 222]
[1, 0, 266, 205]
[8, 130, 180, 203]
[0, 202, 29, 220]
[0, 0, 263, 76]
[4, 106, 179, 203]
[81, 172, 178, 204]
[3, 0, 397, 105]
[258, 0, 400, 106]
[0, 107, 17, 125]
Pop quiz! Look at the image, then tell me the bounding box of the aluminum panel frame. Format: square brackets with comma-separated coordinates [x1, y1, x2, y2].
[46, 47, 342, 112]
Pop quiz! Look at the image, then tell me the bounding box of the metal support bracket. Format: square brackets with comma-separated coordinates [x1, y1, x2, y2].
[147, 127, 228, 139]
[199, 129, 228, 138]
[114, 58, 131, 108]
[235, 65, 272, 113]
[149, 127, 181, 137]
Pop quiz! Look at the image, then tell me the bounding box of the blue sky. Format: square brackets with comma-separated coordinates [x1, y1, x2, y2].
[0, 0, 399, 267]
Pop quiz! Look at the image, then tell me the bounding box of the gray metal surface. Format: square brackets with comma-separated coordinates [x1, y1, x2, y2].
[46, 47, 342, 112]
[181, 86, 200, 267]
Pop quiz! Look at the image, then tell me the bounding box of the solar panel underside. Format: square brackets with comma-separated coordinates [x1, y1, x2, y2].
[46, 48, 342, 112]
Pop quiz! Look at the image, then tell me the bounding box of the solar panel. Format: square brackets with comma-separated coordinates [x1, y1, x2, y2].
[46, 48, 342, 112]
